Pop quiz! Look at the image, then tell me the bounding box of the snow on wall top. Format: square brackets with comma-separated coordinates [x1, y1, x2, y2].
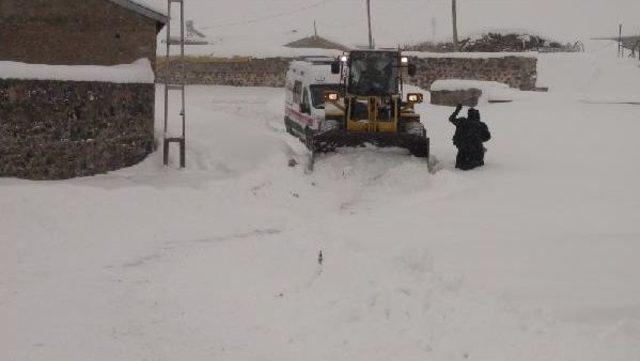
[109, 0, 168, 23]
[405, 51, 538, 59]
[430, 79, 521, 103]
[430, 79, 511, 92]
[0, 58, 155, 84]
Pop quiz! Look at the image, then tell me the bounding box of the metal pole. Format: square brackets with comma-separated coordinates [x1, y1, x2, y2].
[164, 1, 171, 135]
[181, 1, 185, 137]
[618, 24, 623, 57]
[180, 0, 186, 168]
[366, 0, 374, 49]
[452, 0, 459, 52]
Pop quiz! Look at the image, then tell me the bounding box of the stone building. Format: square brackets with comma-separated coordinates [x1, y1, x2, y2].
[0, 0, 167, 66]
[0, 0, 167, 180]
[285, 35, 349, 52]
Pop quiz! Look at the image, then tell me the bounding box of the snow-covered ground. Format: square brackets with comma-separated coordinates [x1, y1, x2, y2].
[2, 44, 640, 360]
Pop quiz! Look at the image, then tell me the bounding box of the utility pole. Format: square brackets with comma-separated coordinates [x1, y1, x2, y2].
[314, 20, 318, 38]
[366, 0, 374, 49]
[618, 23, 623, 57]
[452, 0, 459, 52]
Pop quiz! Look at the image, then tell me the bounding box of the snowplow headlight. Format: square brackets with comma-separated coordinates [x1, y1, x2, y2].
[340, 55, 348, 62]
[325, 92, 340, 102]
[407, 93, 423, 104]
[401, 57, 409, 64]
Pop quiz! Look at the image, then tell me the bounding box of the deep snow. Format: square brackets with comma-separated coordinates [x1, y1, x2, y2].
[2, 45, 640, 360]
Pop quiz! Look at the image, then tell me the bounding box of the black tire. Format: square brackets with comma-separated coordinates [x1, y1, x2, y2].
[284, 117, 294, 135]
[409, 137, 430, 158]
[403, 121, 427, 137]
[304, 127, 315, 151]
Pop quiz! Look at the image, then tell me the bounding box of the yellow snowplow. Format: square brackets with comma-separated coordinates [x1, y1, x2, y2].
[308, 50, 431, 169]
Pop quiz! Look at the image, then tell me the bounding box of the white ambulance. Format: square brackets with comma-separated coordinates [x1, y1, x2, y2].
[284, 57, 342, 141]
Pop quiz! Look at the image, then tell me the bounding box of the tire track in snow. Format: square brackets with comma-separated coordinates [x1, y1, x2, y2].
[115, 228, 284, 270]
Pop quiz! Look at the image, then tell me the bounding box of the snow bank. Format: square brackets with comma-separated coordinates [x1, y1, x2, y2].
[431, 79, 519, 103]
[0, 59, 155, 84]
[431, 79, 511, 92]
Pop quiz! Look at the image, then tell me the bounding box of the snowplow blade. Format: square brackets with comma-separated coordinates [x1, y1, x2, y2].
[311, 130, 430, 158]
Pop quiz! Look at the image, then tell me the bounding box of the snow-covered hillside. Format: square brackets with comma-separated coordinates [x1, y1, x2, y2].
[2, 40, 640, 361]
[160, 0, 640, 57]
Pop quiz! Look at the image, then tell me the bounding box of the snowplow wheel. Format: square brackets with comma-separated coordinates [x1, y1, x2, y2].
[402, 122, 429, 158]
[404, 121, 427, 137]
[409, 138, 430, 158]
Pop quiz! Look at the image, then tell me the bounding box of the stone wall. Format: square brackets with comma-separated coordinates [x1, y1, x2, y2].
[0, 79, 155, 180]
[430, 89, 483, 107]
[157, 57, 290, 87]
[0, 0, 160, 66]
[156, 55, 538, 91]
[410, 56, 538, 91]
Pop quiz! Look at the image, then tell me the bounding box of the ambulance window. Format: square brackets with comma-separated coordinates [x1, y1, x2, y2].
[303, 89, 310, 105]
[293, 81, 302, 104]
[302, 88, 311, 114]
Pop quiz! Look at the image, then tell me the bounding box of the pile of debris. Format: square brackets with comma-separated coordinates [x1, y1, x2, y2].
[405, 31, 584, 53]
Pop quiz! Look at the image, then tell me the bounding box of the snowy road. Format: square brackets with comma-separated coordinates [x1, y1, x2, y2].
[2, 49, 640, 360]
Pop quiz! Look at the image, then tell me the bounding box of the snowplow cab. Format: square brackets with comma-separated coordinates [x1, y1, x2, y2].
[312, 50, 430, 159]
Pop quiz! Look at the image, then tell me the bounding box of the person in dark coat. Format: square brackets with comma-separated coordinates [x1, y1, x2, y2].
[449, 104, 491, 170]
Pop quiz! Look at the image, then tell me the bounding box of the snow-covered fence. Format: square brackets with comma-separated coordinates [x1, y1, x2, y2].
[0, 79, 155, 180]
[156, 54, 538, 91]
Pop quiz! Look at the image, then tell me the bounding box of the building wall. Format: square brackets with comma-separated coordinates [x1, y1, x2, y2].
[0, 79, 155, 180]
[157, 57, 292, 87]
[156, 56, 539, 91]
[430, 89, 484, 107]
[0, 0, 159, 66]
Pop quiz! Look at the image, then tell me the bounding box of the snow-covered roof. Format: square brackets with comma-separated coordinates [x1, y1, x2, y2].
[0, 58, 155, 84]
[108, 0, 168, 24]
[285, 36, 350, 51]
[287, 59, 341, 85]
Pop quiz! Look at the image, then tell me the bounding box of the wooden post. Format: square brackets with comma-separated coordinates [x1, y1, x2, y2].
[452, 0, 459, 52]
